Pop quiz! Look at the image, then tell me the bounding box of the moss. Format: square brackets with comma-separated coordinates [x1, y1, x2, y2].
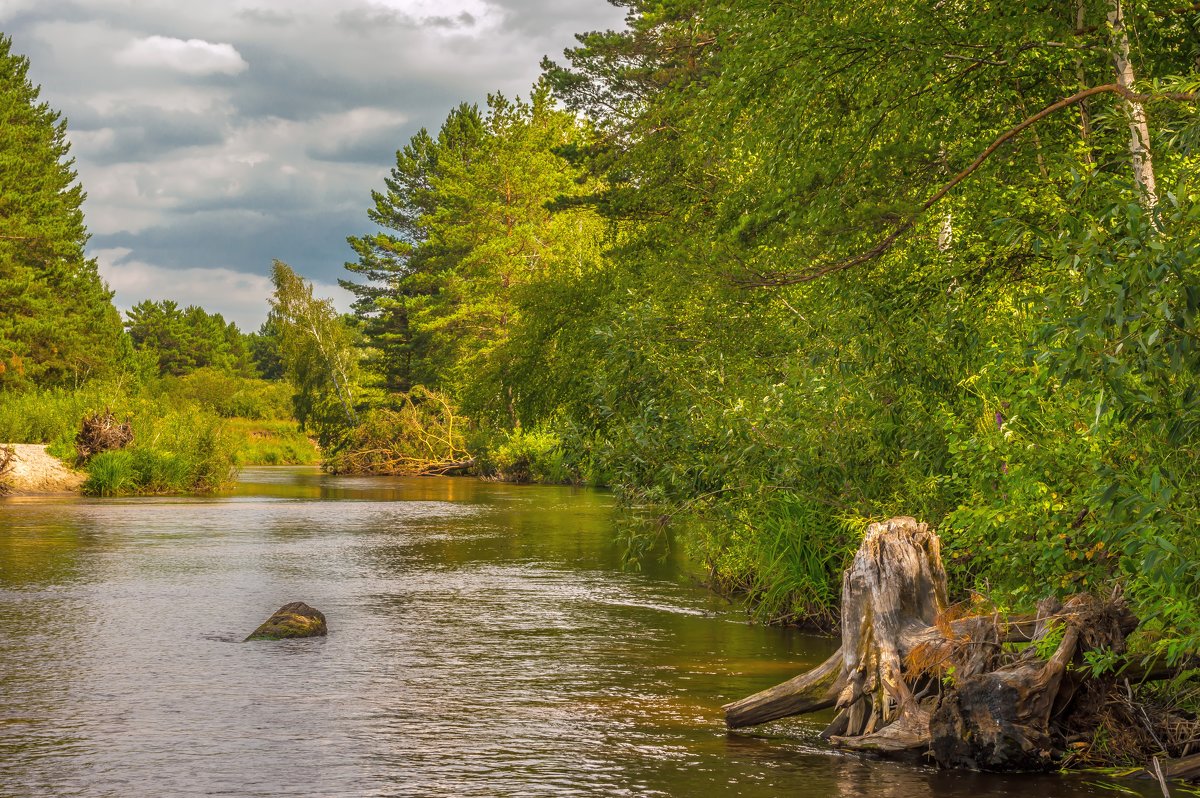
[244, 602, 327, 641]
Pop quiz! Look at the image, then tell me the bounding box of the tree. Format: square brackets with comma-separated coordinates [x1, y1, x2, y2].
[542, 0, 1200, 651]
[343, 87, 605, 424]
[247, 316, 285, 380]
[341, 104, 486, 393]
[0, 34, 122, 388]
[124, 299, 253, 376]
[269, 260, 360, 447]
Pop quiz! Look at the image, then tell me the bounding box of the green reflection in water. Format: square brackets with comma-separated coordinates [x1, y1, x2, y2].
[0, 468, 1161, 798]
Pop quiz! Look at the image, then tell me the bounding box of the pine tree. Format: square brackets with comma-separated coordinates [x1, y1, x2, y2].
[341, 104, 486, 393]
[0, 34, 122, 388]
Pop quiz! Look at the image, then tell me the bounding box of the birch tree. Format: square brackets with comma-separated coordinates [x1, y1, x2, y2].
[1107, 0, 1158, 209]
[269, 260, 360, 446]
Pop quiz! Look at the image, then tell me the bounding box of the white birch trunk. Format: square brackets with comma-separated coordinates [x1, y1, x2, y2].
[1108, 0, 1158, 209]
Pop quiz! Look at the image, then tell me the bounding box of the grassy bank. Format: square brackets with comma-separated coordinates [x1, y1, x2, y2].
[227, 418, 320, 466]
[0, 376, 313, 495]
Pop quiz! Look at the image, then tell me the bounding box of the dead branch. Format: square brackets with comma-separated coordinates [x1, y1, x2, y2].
[75, 408, 134, 460]
[324, 387, 473, 476]
[0, 444, 15, 495]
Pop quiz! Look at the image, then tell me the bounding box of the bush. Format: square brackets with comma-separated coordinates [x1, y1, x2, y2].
[227, 419, 320, 466]
[82, 451, 137, 496]
[490, 427, 572, 484]
[81, 406, 238, 495]
[156, 368, 293, 419]
[695, 495, 858, 627]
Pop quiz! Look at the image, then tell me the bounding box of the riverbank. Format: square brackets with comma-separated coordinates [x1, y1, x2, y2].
[0, 444, 85, 495]
[0, 380, 319, 497]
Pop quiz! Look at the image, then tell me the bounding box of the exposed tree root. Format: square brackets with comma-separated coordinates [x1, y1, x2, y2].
[75, 407, 134, 460]
[724, 516, 1196, 775]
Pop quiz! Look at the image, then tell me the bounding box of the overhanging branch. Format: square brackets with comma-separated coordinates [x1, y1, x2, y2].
[741, 83, 1198, 288]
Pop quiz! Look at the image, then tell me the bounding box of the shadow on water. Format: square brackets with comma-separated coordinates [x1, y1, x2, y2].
[0, 467, 1164, 797]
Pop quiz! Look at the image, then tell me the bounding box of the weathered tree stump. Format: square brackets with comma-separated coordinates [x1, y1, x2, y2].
[244, 602, 328, 641]
[723, 516, 1140, 771]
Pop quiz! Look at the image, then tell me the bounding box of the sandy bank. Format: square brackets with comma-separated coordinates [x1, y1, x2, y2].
[0, 444, 85, 495]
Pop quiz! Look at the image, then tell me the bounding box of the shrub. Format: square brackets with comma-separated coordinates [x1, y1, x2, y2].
[227, 419, 320, 466]
[491, 427, 571, 484]
[82, 451, 137, 496]
[156, 368, 292, 419]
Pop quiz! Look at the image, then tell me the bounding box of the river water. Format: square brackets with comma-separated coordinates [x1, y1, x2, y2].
[0, 467, 1159, 797]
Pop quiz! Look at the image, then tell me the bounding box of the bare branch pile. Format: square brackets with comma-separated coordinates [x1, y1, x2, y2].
[75, 408, 134, 460]
[325, 386, 474, 476]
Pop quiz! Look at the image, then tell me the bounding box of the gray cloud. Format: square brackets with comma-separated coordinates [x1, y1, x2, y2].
[1, 0, 627, 328]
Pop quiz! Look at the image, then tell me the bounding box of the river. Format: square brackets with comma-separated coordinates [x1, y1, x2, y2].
[0, 467, 1159, 797]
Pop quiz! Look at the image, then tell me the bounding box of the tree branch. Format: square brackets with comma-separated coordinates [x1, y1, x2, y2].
[741, 83, 1198, 288]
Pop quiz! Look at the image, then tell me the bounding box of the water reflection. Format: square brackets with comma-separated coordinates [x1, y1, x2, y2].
[0, 468, 1159, 797]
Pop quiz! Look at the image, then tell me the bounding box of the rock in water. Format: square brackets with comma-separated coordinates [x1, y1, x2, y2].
[244, 602, 327, 641]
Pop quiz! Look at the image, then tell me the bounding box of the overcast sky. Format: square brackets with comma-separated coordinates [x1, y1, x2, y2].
[1, 0, 626, 330]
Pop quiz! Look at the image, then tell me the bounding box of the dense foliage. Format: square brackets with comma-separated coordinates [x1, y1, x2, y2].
[341, 87, 606, 422]
[328, 0, 1200, 661]
[125, 300, 255, 377]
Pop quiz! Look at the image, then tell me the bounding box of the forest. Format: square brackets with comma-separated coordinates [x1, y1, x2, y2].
[3, 0, 1200, 737]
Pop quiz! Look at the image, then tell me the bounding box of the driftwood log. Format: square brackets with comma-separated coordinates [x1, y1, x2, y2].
[0, 444, 15, 495]
[724, 517, 1146, 771]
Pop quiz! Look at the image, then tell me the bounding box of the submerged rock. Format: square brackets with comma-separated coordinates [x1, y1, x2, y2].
[244, 602, 327, 641]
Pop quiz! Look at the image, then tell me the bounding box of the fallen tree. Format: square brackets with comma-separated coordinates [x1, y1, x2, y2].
[323, 387, 474, 476]
[724, 516, 1193, 773]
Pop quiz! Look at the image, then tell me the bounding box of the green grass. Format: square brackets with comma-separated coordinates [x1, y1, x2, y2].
[227, 419, 320, 466]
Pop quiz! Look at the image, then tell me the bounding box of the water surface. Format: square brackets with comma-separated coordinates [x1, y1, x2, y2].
[0, 468, 1158, 796]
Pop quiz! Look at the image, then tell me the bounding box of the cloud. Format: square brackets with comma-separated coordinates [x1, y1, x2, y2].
[4, 0, 628, 329]
[306, 107, 410, 164]
[95, 248, 351, 331]
[115, 35, 248, 76]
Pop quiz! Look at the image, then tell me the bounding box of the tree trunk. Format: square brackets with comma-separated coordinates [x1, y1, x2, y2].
[1108, 0, 1158, 209]
[1075, 0, 1094, 164]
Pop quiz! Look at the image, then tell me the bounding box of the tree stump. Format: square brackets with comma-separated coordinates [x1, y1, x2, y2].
[723, 516, 1139, 771]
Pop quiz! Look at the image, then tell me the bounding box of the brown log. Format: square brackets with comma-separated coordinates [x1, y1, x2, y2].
[723, 650, 845, 728]
[1159, 753, 1200, 781]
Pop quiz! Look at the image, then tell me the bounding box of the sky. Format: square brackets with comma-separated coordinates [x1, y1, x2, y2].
[0, 0, 627, 330]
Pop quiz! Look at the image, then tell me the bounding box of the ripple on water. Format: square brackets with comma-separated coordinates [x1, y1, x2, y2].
[0, 471, 1163, 797]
